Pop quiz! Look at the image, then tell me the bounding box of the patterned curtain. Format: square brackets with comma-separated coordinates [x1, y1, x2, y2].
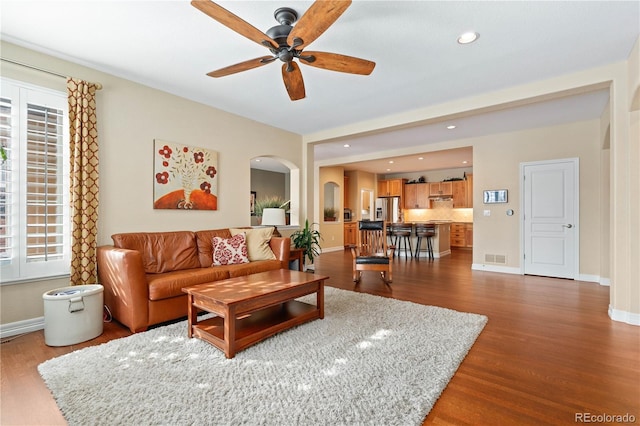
[67, 78, 100, 285]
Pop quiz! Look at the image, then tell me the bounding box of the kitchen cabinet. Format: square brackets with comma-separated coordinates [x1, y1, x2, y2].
[465, 223, 473, 247]
[403, 183, 430, 209]
[451, 175, 473, 208]
[452, 181, 466, 208]
[344, 222, 357, 247]
[429, 181, 453, 197]
[377, 179, 406, 197]
[451, 222, 473, 248]
[466, 174, 473, 208]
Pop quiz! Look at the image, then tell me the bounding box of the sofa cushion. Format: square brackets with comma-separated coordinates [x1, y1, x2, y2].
[195, 229, 233, 268]
[230, 227, 276, 261]
[225, 259, 283, 278]
[147, 267, 230, 301]
[212, 233, 249, 266]
[112, 231, 200, 273]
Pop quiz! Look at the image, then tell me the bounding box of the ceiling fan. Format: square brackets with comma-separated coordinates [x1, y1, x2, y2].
[191, 0, 376, 101]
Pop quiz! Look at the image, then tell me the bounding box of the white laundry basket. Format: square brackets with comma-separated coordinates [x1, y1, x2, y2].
[43, 284, 104, 346]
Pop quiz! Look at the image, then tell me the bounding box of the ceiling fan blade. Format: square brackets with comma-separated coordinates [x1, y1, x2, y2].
[281, 62, 305, 101]
[207, 56, 275, 78]
[191, 0, 278, 49]
[287, 0, 352, 50]
[300, 51, 375, 75]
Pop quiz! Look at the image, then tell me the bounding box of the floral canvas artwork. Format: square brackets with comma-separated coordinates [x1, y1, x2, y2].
[153, 140, 218, 210]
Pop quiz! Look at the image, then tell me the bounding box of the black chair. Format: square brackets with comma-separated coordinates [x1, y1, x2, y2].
[350, 221, 395, 284]
[415, 223, 436, 259]
[391, 223, 413, 258]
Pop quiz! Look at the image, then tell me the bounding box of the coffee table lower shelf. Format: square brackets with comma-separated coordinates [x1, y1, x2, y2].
[191, 300, 319, 357]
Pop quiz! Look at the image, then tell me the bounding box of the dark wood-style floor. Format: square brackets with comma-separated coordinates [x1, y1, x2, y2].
[2, 249, 638, 425]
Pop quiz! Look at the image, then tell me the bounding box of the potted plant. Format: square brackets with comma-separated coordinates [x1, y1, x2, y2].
[323, 207, 337, 221]
[291, 219, 322, 271]
[254, 196, 286, 224]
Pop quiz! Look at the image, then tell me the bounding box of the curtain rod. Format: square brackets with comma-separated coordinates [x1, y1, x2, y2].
[1, 57, 103, 90]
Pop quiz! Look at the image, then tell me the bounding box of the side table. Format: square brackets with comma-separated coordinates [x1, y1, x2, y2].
[289, 247, 306, 271]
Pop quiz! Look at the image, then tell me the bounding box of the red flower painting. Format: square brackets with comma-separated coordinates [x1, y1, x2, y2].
[153, 140, 218, 210]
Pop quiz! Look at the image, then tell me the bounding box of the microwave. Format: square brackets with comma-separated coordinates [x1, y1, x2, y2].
[344, 208, 352, 222]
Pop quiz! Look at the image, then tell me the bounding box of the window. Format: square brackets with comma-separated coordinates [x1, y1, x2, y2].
[1, 78, 70, 283]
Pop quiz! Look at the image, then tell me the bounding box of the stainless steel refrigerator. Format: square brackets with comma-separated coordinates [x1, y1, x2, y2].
[375, 197, 400, 223]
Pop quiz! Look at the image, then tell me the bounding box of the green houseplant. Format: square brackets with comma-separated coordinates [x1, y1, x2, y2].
[291, 219, 322, 270]
[254, 196, 286, 222]
[323, 207, 337, 221]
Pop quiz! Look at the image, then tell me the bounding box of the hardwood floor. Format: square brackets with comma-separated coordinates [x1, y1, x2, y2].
[2, 249, 638, 425]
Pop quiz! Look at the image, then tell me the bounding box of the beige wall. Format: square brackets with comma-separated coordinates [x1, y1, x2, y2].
[318, 166, 345, 250]
[472, 119, 601, 275]
[0, 42, 302, 326]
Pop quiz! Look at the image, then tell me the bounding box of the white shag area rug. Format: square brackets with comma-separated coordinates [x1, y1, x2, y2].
[38, 287, 487, 426]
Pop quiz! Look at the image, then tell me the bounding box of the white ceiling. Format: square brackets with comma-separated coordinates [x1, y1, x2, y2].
[1, 1, 638, 174]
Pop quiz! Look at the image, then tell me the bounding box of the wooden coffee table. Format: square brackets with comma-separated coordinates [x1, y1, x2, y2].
[182, 269, 327, 358]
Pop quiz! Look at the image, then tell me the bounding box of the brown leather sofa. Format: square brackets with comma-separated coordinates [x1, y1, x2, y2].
[97, 228, 290, 333]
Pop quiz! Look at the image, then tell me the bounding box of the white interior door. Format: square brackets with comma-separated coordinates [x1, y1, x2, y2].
[522, 159, 578, 279]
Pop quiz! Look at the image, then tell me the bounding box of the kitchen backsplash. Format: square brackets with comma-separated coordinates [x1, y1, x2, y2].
[404, 200, 473, 223]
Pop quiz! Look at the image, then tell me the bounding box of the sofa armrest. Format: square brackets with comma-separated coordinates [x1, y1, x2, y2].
[269, 237, 291, 268]
[97, 245, 150, 333]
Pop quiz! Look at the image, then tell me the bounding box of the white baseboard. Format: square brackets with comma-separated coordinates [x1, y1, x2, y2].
[577, 274, 601, 283]
[0, 316, 44, 339]
[609, 305, 640, 326]
[471, 263, 521, 274]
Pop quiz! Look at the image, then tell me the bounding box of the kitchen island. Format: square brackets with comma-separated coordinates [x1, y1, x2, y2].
[390, 221, 451, 258]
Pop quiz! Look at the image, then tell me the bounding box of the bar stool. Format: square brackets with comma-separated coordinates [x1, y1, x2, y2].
[392, 223, 413, 258]
[415, 223, 436, 259]
[386, 223, 395, 248]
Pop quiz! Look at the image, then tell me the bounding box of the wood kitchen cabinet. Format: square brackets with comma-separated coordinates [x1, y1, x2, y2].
[404, 183, 430, 209]
[452, 175, 473, 208]
[429, 181, 453, 197]
[451, 222, 473, 247]
[452, 181, 466, 208]
[465, 223, 473, 247]
[466, 174, 473, 207]
[377, 179, 406, 197]
[344, 222, 357, 247]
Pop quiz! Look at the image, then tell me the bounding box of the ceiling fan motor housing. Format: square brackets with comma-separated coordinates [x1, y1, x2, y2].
[266, 8, 298, 47]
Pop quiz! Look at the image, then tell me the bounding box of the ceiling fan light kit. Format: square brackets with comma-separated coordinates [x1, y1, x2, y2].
[191, 0, 376, 101]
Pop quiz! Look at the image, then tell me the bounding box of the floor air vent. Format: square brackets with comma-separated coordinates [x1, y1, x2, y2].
[484, 254, 507, 264]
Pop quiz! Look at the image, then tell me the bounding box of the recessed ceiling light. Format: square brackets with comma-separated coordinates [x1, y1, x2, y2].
[447, 125, 456, 130]
[255, 159, 261, 162]
[343, 144, 350, 148]
[462, 160, 468, 164]
[388, 160, 394, 164]
[418, 157, 424, 160]
[386, 168, 391, 171]
[457, 32, 479, 44]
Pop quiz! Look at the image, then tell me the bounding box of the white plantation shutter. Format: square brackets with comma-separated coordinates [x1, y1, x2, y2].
[0, 79, 69, 282]
[26, 103, 66, 262]
[0, 97, 13, 267]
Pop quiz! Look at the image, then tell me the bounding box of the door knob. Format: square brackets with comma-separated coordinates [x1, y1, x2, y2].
[562, 224, 573, 228]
